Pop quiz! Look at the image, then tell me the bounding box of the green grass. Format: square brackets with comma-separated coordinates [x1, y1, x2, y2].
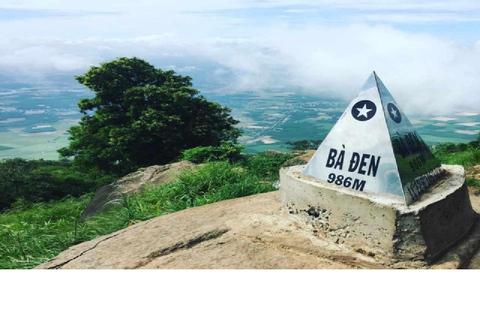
[433, 149, 480, 167]
[433, 144, 480, 193]
[124, 161, 277, 217]
[0, 194, 157, 269]
[0, 158, 284, 269]
[241, 152, 295, 179]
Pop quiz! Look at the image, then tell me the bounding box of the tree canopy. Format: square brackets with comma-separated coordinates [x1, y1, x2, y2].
[59, 57, 241, 174]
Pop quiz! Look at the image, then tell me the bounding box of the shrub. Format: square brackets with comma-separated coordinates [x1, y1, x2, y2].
[285, 140, 322, 151]
[242, 152, 296, 180]
[182, 142, 244, 164]
[433, 149, 480, 167]
[0, 159, 115, 211]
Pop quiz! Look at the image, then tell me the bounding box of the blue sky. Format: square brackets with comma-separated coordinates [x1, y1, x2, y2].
[3, 1, 480, 39]
[1, 1, 480, 114]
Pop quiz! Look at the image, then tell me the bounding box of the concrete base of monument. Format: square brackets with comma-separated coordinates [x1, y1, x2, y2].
[280, 164, 478, 264]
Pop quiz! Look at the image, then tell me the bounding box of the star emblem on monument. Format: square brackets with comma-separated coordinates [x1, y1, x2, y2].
[387, 103, 402, 123]
[357, 104, 372, 118]
[351, 100, 376, 121]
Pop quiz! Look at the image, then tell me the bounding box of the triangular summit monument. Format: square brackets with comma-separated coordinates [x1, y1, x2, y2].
[281, 72, 477, 262]
[303, 72, 443, 205]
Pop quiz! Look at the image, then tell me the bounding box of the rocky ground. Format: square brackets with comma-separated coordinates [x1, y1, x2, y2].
[37, 188, 480, 269]
[38, 192, 385, 269]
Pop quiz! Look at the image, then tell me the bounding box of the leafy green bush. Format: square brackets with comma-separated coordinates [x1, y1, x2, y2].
[433, 149, 480, 167]
[432, 136, 480, 193]
[285, 140, 322, 150]
[0, 158, 115, 211]
[432, 134, 480, 168]
[241, 152, 296, 180]
[182, 142, 244, 164]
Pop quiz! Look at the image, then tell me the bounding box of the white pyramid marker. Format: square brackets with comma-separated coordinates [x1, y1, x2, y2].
[303, 72, 443, 205]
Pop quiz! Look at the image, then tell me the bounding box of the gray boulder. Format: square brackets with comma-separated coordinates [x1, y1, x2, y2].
[81, 161, 196, 219]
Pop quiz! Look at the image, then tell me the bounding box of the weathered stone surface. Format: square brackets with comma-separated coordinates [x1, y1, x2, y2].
[37, 187, 480, 269]
[280, 164, 477, 263]
[81, 161, 196, 219]
[38, 192, 389, 269]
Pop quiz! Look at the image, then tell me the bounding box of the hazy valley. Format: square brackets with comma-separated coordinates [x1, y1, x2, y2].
[1, 82, 479, 160]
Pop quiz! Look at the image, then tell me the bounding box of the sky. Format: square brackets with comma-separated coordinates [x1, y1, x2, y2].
[1, 0, 480, 114]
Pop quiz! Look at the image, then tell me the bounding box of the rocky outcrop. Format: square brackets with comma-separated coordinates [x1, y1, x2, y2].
[38, 192, 387, 269]
[38, 190, 480, 269]
[81, 161, 196, 219]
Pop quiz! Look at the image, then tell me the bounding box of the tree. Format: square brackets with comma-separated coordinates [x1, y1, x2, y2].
[285, 140, 322, 151]
[59, 57, 241, 174]
[182, 142, 244, 164]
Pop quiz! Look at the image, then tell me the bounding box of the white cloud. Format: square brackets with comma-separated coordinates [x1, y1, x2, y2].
[251, 24, 480, 114]
[2, 24, 480, 115]
[1, 1, 480, 115]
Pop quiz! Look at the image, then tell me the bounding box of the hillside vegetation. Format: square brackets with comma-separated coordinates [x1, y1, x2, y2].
[0, 159, 115, 211]
[1, 138, 479, 269]
[0, 151, 294, 269]
[433, 138, 480, 193]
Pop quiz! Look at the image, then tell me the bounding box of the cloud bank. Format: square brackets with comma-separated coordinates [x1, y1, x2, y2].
[1, 1, 480, 114]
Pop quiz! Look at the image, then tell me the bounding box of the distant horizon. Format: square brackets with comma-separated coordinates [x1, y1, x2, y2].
[1, 79, 478, 161]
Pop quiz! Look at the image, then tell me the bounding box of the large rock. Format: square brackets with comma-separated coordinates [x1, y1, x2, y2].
[81, 161, 196, 219]
[39, 192, 387, 269]
[38, 190, 480, 269]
